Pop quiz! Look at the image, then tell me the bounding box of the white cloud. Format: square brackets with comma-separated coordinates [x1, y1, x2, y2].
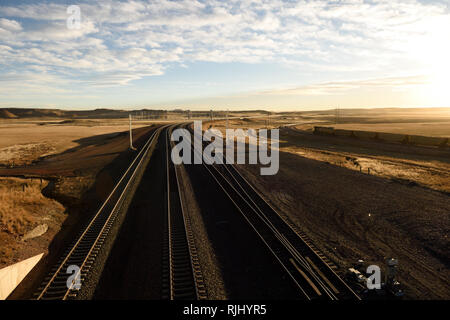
[0, 18, 22, 31]
[0, 0, 449, 93]
[259, 76, 430, 96]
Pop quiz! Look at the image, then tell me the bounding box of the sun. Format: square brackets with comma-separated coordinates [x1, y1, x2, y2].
[426, 72, 450, 106]
[408, 16, 450, 106]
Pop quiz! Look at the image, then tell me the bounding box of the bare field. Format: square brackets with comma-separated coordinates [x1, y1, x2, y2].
[329, 122, 450, 138]
[209, 112, 449, 299]
[281, 128, 450, 193]
[288, 108, 450, 136]
[0, 119, 153, 166]
[294, 107, 450, 124]
[207, 111, 450, 193]
[238, 151, 449, 299]
[0, 108, 449, 299]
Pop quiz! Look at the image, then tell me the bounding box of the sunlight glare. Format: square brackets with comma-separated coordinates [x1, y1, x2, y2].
[410, 16, 450, 106]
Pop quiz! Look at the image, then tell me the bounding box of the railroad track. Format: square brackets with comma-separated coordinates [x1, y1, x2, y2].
[34, 127, 161, 300]
[162, 126, 207, 300]
[185, 124, 360, 300]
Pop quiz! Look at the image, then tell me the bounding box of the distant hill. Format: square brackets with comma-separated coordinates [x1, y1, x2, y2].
[0, 108, 130, 119]
[0, 109, 18, 118]
[0, 108, 173, 119]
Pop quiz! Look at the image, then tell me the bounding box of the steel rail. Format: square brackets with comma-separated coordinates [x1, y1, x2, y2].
[164, 125, 207, 300]
[184, 124, 360, 300]
[187, 133, 312, 299]
[224, 163, 360, 299]
[35, 126, 161, 300]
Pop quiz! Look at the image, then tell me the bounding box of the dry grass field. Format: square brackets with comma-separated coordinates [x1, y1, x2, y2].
[0, 177, 65, 268]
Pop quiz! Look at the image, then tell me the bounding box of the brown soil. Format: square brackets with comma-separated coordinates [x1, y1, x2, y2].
[331, 122, 450, 138]
[0, 120, 151, 166]
[237, 128, 450, 299]
[282, 128, 450, 194]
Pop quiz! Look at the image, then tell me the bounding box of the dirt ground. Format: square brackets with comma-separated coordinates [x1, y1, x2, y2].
[0, 119, 152, 167]
[0, 121, 156, 270]
[236, 128, 449, 299]
[331, 122, 450, 138]
[204, 115, 450, 194]
[281, 128, 450, 194]
[1, 109, 449, 299]
[201, 113, 449, 299]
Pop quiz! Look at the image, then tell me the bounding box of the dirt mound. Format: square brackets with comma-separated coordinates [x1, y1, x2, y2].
[0, 109, 18, 119]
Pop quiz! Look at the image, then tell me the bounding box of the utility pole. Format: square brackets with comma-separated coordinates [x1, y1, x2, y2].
[335, 107, 339, 124]
[210, 109, 213, 122]
[226, 109, 229, 131]
[129, 114, 136, 150]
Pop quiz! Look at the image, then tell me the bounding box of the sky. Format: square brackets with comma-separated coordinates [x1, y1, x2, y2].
[0, 0, 449, 111]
